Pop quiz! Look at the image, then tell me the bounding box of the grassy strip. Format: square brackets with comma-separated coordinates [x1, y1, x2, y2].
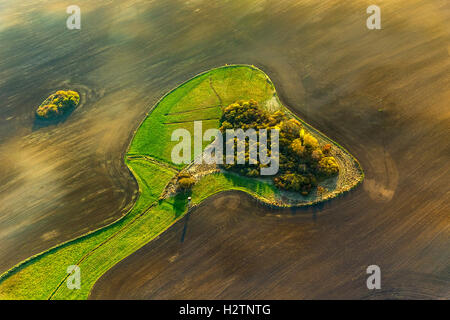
[52, 199, 185, 299]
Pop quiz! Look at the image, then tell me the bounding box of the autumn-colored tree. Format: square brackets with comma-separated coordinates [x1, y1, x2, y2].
[179, 178, 195, 191]
[177, 172, 196, 191]
[219, 100, 338, 195]
[322, 143, 332, 155]
[303, 133, 318, 149]
[290, 138, 306, 157]
[36, 90, 80, 120]
[318, 157, 339, 176]
[317, 186, 327, 196]
[274, 173, 316, 194]
[311, 149, 324, 162]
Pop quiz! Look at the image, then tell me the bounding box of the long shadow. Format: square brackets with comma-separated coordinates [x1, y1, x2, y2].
[172, 190, 192, 243]
[180, 209, 192, 243]
[32, 107, 77, 131]
[172, 190, 190, 218]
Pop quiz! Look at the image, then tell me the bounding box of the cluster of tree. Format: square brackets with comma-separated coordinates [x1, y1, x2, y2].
[177, 172, 196, 192]
[219, 100, 339, 195]
[36, 90, 80, 120]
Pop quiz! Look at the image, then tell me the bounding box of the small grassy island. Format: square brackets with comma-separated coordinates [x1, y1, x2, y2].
[35, 90, 80, 120]
[0, 65, 363, 300]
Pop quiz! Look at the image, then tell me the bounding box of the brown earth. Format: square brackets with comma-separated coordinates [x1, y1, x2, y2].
[0, 0, 448, 299]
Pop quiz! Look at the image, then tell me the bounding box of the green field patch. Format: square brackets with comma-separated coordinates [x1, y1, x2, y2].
[191, 172, 280, 205]
[164, 106, 221, 123]
[128, 65, 275, 166]
[210, 66, 274, 106]
[152, 119, 220, 165]
[165, 105, 220, 116]
[169, 77, 221, 113]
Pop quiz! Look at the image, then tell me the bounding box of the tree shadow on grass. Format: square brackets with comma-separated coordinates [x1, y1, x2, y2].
[171, 190, 193, 243]
[172, 190, 192, 219]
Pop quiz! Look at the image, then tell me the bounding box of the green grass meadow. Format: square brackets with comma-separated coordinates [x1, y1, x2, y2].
[128, 65, 275, 165]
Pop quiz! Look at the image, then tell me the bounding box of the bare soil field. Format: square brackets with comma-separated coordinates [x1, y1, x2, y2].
[91, 191, 449, 299]
[1, 0, 449, 299]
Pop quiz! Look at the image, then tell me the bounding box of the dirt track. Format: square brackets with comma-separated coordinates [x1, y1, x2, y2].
[1, 0, 449, 299]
